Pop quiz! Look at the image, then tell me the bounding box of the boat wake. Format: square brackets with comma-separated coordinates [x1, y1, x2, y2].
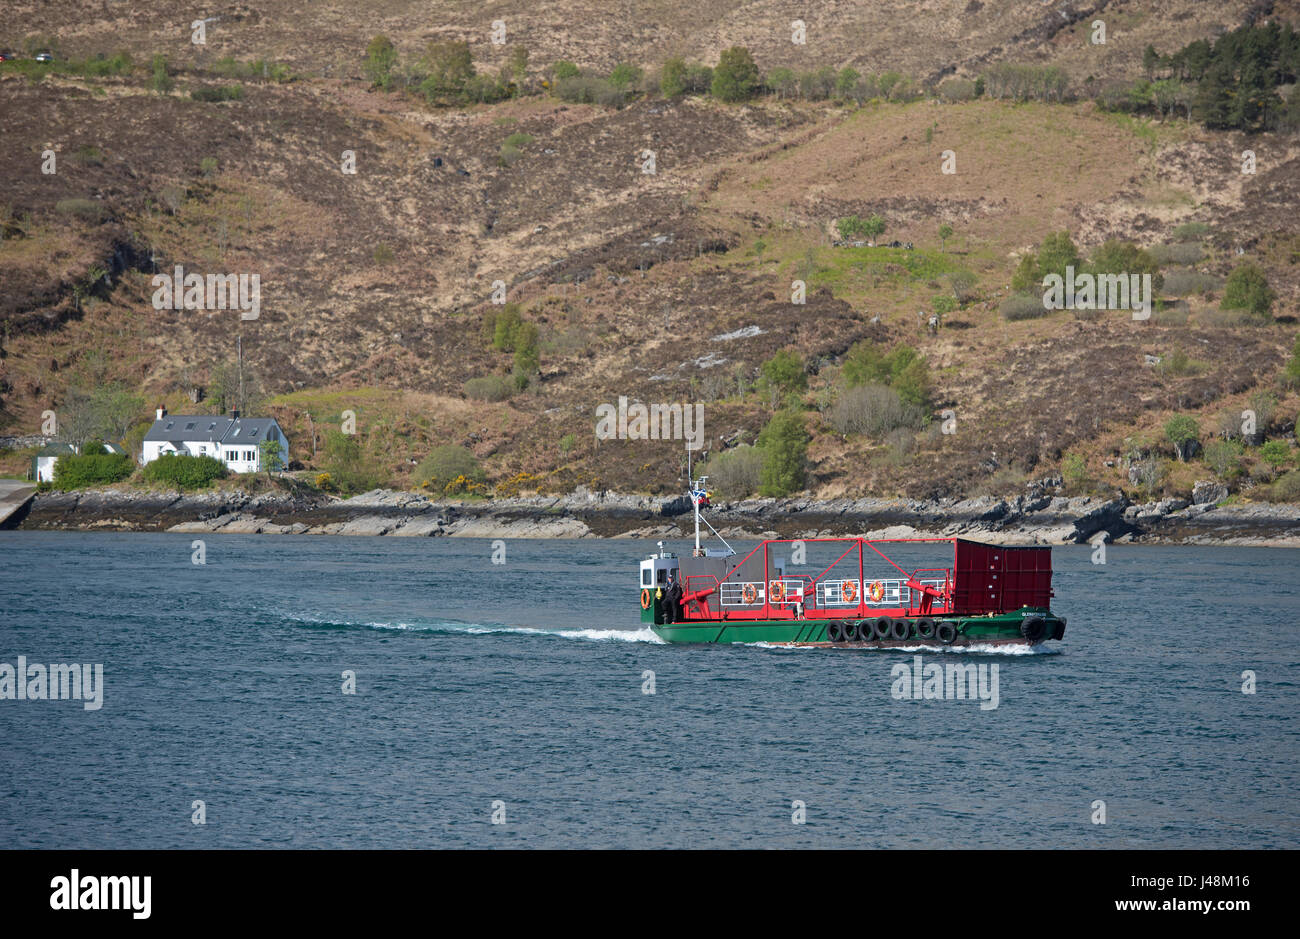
[288, 613, 665, 644]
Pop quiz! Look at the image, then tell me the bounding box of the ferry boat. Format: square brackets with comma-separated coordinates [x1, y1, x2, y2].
[639, 476, 1066, 647]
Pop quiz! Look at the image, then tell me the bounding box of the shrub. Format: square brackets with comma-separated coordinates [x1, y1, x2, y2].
[608, 62, 642, 90]
[948, 270, 978, 303]
[552, 61, 580, 81]
[660, 57, 688, 97]
[759, 349, 807, 395]
[1159, 348, 1205, 376]
[1203, 439, 1244, 478]
[322, 429, 385, 494]
[364, 35, 398, 89]
[464, 375, 513, 401]
[53, 452, 135, 489]
[1222, 263, 1275, 317]
[1283, 335, 1300, 390]
[1149, 242, 1204, 266]
[938, 78, 977, 102]
[707, 444, 764, 499]
[190, 84, 244, 102]
[1000, 293, 1047, 321]
[1271, 470, 1300, 502]
[1086, 239, 1164, 294]
[1172, 221, 1211, 241]
[1062, 453, 1090, 493]
[140, 453, 226, 489]
[1164, 415, 1200, 461]
[1162, 268, 1221, 296]
[55, 198, 107, 222]
[1259, 440, 1292, 470]
[372, 244, 394, 264]
[711, 46, 760, 102]
[841, 341, 930, 408]
[150, 54, 172, 93]
[414, 445, 484, 489]
[826, 383, 921, 437]
[757, 410, 808, 497]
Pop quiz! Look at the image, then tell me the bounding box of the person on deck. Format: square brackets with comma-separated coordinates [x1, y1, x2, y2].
[665, 571, 684, 624]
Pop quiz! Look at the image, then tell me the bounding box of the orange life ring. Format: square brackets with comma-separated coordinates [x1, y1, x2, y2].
[640, 588, 652, 610]
[742, 583, 758, 604]
[842, 580, 858, 602]
[868, 581, 884, 603]
[769, 580, 784, 602]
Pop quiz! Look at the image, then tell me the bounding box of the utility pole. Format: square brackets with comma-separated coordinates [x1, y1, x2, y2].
[237, 334, 244, 414]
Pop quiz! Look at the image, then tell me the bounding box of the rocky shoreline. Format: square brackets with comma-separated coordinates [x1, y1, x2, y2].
[8, 484, 1300, 546]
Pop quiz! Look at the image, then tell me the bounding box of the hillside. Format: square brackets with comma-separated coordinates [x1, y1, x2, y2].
[2, 0, 1299, 506]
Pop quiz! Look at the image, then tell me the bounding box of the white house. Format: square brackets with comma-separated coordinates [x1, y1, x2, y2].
[142, 407, 289, 474]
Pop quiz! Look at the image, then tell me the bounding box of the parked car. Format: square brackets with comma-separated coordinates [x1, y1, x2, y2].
[35, 52, 53, 63]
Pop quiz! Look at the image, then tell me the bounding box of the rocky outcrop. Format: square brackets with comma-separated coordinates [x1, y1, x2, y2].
[14, 484, 1300, 545]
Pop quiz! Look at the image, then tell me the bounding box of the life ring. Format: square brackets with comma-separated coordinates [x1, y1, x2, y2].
[842, 580, 858, 602]
[742, 583, 758, 604]
[640, 588, 652, 610]
[769, 580, 784, 602]
[867, 581, 885, 603]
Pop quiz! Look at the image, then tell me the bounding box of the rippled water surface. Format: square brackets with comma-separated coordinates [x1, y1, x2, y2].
[1, 532, 1296, 848]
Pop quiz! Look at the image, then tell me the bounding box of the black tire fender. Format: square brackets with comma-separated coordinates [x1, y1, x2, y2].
[936, 621, 958, 645]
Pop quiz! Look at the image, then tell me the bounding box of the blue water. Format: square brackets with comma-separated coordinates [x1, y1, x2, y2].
[0, 532, 1297, 848]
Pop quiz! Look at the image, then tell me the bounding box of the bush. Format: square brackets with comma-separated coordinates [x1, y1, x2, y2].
[552, 61, 580, 81]
[140, 453, 226, 489]
[414, 445, 484, 490]
[464, 375, 513, 401]
[1149, 242, 1204, 266]
[711, 46, 760, 102]
[1222, 263, 1275, 317]
[759, 348, 807, 395]
[53, 452, 135, 489]
[54, 198, 107, 222]
[841, 340, 930, 409]
[1283, 335, 1300, 390]
[1172, 222, 1212, 241]
[1164, 415, 1200, 461]
[1271, 470, 1300, 502]
[706, 444, 764, 499]
[757, 410, 808, 497]
[322, 430, 385, 494]
[364, 35, 398, 89]
[1162, 268, 1221, 296]
[190, 84, 245, 102]
[948, 270, 978, 302]
[1203, 439, 1244, 478]
[1259, 440, 1292, 470]
[1062, 453, 1090, 493]
[826, 383, 921, 437]
[1000, 293, 1048, 321]
[938, 78, 977, 102]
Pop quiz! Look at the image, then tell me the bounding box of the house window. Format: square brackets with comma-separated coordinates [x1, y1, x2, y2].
[185, 422, 195, 430]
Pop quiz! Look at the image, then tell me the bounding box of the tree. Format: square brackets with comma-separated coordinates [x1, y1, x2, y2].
[58, 385, 145, 450]
[757, 409, 808, 496]
[1164, 415, 1200, 462]
[552, 60, 580, 81]
[1086, 240, 1164, 294]
[835, 67, 860, 99]
[766, 66, 797, 99]
[711, 46, 760, 102]
[661, 56, 688, 97]
[938, 223, 953, 252]
[420, 40, 475, 103]
[836, 215, 867, 241]
[759, 349, 807, 399]
[1284, 334, 1300, 389]
[608, 62, 642, 91]
[259, 438, 284, 476]
[1222, 263, 1275, 318]
[364, 35, 398, 89]
[508, 45, 528, 87]
[862, 213, 886, 246]
[1037, 231, 1080, 281]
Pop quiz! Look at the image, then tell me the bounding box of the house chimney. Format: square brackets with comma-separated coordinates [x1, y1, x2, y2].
[230, 408, 240, 420]
[156, 405, 167, 420]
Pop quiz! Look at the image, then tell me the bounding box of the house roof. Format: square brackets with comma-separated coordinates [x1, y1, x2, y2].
[35, 442, 77, 456]
[144, 415, 282, 445]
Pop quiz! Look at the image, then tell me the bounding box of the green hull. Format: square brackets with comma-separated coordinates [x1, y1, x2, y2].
[652, 609, 1064, 646]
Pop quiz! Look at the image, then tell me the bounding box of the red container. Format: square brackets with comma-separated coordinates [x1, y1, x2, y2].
[951, 539, 1053, 615]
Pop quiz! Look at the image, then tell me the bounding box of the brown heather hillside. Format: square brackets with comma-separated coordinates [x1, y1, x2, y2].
[1, 1, 1298, 501]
